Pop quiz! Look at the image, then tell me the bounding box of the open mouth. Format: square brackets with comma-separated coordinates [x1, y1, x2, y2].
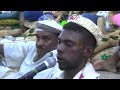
[57, 60, 65, 64]
[57, 55, 63, 60]
[57, 56, 65, 63]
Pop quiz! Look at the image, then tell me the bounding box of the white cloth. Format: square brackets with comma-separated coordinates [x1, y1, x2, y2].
[0, 66, 11, 78]
[1, 11, 12, 14]
[37, 20, 63, 32]
[0, 41, 57, 79]
[34, 62, 100, 79]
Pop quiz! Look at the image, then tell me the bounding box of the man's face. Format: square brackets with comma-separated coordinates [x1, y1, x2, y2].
[57, 30, 86, 71]
[36, 31, 58, 57]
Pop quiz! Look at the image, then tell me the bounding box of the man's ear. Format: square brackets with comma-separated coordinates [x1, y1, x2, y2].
[83, 47, 94, 58]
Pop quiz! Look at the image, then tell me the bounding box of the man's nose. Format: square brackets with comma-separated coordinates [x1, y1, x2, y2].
[37, 39, 45, 47]
[57, 43, 64, 54]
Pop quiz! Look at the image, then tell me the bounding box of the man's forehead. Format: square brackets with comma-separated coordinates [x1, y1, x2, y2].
[59, 30, 82, 41]
[36, 31, 54, 36]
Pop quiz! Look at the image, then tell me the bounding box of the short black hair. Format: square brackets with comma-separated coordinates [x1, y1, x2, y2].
[63, 22, 97, 48]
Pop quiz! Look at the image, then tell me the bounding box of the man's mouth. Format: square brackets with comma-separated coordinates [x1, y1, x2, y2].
[37, 48, 47, 56]
[57, 60, 65, 64]
[37, 47, 46, 52]
[57, 55, 65, 63]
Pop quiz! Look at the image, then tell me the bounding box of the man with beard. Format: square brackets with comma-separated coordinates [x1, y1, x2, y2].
[0, 19, 63, 79]
[34, 15, 102, 79]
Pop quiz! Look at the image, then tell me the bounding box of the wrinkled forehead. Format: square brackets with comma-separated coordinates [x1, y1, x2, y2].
[36, 31, 56, 37]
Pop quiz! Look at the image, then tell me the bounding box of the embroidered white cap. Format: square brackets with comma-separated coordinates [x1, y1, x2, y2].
[67, 14, 103, 42]
[36, 20, 63, 34]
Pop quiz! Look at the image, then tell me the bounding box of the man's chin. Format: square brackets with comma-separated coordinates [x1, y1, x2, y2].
[37, 49, 47, 54]
[59, 67, 64, 71]
[58, 64, 75, 71]
[37, 50, 48, 58]
[58, 64, 65, 71]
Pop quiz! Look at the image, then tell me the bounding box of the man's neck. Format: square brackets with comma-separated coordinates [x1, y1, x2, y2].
[34, 51, 53, 62]
[33, 53, 45, 62]
[64, 68, 80, 79]
[64, 60, 87, 79]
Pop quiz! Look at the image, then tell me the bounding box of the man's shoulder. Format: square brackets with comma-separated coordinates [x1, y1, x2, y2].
[25, 41, 36, 45]
[24, 41, 36, 50]
[24, 41, 36, 48]
[82, 62, 100, 79]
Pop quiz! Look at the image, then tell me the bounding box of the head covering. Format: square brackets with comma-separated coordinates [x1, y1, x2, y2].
[67, 14, 103, 42]
[36, 20, 63, 34]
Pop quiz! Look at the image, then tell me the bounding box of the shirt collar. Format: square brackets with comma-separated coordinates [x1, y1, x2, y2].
[55, 62, 100, 79]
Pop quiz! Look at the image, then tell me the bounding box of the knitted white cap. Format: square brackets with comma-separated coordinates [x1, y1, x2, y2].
[67, 14, 103, 42]
[36, 20, 63, 34]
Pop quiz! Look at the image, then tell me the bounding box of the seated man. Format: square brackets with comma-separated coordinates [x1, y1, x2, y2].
[0, 19, 63, 79]
[34, 15, 102, 79]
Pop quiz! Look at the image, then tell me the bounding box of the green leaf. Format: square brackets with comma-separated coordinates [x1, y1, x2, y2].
[101, 38, 109, 42]
[29, 28, 34, 33]
[109, 35, 118, 40]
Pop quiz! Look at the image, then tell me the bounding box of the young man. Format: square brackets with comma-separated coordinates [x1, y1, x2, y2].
[34, 15, 103, 79]
[0, 19, 63, 79]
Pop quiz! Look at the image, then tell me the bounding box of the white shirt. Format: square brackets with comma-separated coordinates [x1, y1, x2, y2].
[34, 62, 100, 79]
[0, 41, 57, 79]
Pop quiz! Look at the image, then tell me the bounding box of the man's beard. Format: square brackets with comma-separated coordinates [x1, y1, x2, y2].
[58, 58, 82, 71]
[35, 48, 48, 62]
[58, 63, 78, 71]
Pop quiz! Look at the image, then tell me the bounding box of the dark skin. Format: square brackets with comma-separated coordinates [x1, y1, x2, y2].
[35, 31, 58, 61]
[0, 31, 58, 62]
[57, 30, 94, 79]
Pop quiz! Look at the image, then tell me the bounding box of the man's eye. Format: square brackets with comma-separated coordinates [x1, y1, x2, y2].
[43, 36, 49, 41]
[43, 37, 48, 39]
[43, 38, 49, 42]
[65, 42, 74, 47]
